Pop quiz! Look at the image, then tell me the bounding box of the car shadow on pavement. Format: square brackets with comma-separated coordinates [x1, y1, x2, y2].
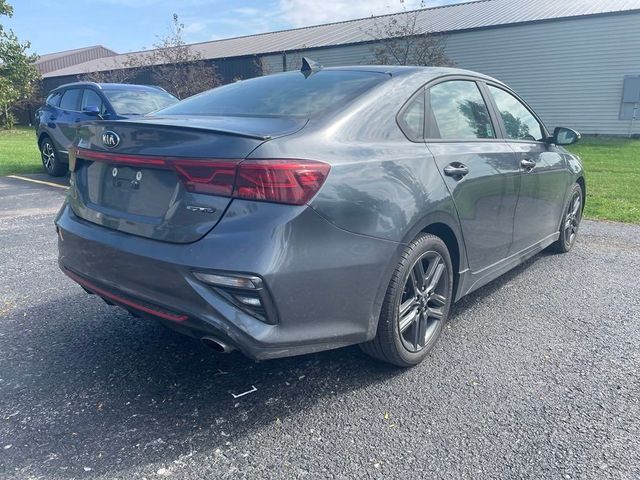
[0, 251, 550, 478]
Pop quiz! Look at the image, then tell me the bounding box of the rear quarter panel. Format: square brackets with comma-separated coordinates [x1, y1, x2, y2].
[250, 73, 468, 269]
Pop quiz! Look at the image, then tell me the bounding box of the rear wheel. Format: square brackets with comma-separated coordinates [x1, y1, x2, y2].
[361, 233, 453, 367]
[550, 183, 583, 253]
[40, 137, 66, 177]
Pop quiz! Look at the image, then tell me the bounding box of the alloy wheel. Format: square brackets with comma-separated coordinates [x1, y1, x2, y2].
[563, 191, 582, 248]
[398, 251, 449, 353]
[41, 142, 55, 170]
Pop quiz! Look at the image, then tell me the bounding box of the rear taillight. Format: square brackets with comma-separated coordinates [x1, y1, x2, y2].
[173, 160, 237, 196]
[74, 148, 330, 205]
[234, 160, 331, 205]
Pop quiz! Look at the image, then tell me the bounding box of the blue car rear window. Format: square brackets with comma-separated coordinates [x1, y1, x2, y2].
[156, 70, 388, 118]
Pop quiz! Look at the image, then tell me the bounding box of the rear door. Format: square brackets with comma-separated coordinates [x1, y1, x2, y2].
[425, 79, 520, 272]
[485, 84, 568, 253]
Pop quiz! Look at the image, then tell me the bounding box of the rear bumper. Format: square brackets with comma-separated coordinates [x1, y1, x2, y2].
[56, 199, 401, 360]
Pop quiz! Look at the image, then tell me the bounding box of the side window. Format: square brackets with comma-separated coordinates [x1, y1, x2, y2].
[427, 80, 495, 140]
[398, 89, 425, 141]
[81, 89, 104, 113]
[487, 85, 544, 141]
[59, 89, 81, 111]
[46, 92, 61, 107]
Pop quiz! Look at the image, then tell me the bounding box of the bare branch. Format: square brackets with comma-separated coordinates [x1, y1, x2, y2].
[365, 1, 454, 67]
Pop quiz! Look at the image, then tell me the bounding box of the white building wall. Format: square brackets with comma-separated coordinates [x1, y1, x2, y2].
[261, 13, 640, 135]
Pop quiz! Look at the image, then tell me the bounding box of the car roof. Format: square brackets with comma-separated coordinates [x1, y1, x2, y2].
[51, 81, 167, 93]
[320, 65, 503, 84]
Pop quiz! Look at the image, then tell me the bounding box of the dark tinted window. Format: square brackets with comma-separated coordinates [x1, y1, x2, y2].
[487, 85, 544, 141]
[81, 89, 104, 113]
[398, 90, 425, 140]
[157, 71, 388, 118]
[103, 89, 178, 115]
[428, 81, 494, 140]
[46, 92, 61, 107]
[59, 89, 81, 111]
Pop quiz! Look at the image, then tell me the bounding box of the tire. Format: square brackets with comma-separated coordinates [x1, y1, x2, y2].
[360, 233, 453, 367]
[550, 183, 583, 254]
[39, 136, 66, 177]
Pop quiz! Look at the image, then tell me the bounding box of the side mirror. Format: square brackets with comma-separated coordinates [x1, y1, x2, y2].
[82, 105, 101, 116]
[552, 127, 581, 146]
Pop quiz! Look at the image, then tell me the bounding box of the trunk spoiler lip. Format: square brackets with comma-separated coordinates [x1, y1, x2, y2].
[86, 115, 310, 141]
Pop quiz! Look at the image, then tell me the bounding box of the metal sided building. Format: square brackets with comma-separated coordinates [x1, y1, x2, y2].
[42, 0, 640, 135]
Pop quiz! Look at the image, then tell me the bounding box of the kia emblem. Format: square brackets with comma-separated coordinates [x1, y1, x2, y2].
[102, 131, 120, 148]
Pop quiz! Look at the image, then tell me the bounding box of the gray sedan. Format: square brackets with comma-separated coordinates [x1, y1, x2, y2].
[56, 63, 584, 367]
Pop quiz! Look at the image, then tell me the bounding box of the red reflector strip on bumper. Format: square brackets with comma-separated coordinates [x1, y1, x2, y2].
[63, 269, 188, 323]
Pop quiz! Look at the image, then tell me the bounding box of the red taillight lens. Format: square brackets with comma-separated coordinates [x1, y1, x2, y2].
[173, 160, 238, 196]
[234, 160, 330, 205]
[75, 149, 330, 205]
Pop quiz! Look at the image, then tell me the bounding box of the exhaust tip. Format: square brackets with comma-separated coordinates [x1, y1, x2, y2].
[201, 336, 234, 354]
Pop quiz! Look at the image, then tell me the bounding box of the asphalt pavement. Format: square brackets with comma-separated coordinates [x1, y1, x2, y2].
[0, 175, 639, 480]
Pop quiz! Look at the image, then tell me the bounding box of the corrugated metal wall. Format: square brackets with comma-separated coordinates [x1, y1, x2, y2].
[262, 13, 640, 135]
[36, 46, 117, 75]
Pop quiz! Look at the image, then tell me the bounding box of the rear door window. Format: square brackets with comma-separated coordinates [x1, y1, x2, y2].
[59, 89, 81, 111]
[427, 80, 495, 140]
[487, 85, 544, 141]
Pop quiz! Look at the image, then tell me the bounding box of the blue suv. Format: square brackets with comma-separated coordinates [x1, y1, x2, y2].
[35, 82, 178, 176]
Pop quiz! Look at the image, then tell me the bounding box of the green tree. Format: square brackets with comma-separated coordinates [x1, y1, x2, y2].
[0, 1, 40, 128]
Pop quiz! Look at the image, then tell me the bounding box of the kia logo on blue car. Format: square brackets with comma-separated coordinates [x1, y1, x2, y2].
[102, 131, 120, 148]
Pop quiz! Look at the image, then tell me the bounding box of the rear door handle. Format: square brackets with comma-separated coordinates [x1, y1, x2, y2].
[444, 163, 469, 178]
[521, 158, 536, 170]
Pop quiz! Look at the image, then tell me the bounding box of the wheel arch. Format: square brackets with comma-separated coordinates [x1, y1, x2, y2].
[421, 222, 462, 301]
[576, 176, 586, 211]
[37, 131, 52, 147]
[400, 211, 469, 302]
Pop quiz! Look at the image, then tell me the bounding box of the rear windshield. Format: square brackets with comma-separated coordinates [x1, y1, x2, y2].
[103, 89, 178, 115]
[155, 70, 388, 118]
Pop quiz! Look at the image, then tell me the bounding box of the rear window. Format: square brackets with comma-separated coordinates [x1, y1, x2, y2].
[156, 70, 388, 118]
[103, 89, 178, 115]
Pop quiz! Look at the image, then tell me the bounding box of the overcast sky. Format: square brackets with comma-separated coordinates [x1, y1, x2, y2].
[3, 0, 471, 55]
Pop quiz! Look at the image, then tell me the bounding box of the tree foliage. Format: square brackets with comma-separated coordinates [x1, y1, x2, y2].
[367, 1, 453, 67]
[84, 14, 221, 99]
[0, 1, 40, 128]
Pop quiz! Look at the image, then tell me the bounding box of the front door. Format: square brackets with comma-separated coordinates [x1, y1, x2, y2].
[485, 85, 569, 253]
[425, 80, 520, 272]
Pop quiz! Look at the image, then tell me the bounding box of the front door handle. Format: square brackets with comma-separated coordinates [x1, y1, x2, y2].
[521, 158, 536, 171]
[444, 163, 469, 178]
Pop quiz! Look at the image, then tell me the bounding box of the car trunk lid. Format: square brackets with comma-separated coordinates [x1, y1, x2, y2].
[68, 116, 306, 243]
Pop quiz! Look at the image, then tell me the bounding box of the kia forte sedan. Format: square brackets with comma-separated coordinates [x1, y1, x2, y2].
[56, 64, 584, 367]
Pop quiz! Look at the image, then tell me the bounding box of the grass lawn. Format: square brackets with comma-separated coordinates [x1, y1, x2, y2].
[0, 126, 42, 176]
[0, 126, 638, 223]
[568, 137, 640, 223]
